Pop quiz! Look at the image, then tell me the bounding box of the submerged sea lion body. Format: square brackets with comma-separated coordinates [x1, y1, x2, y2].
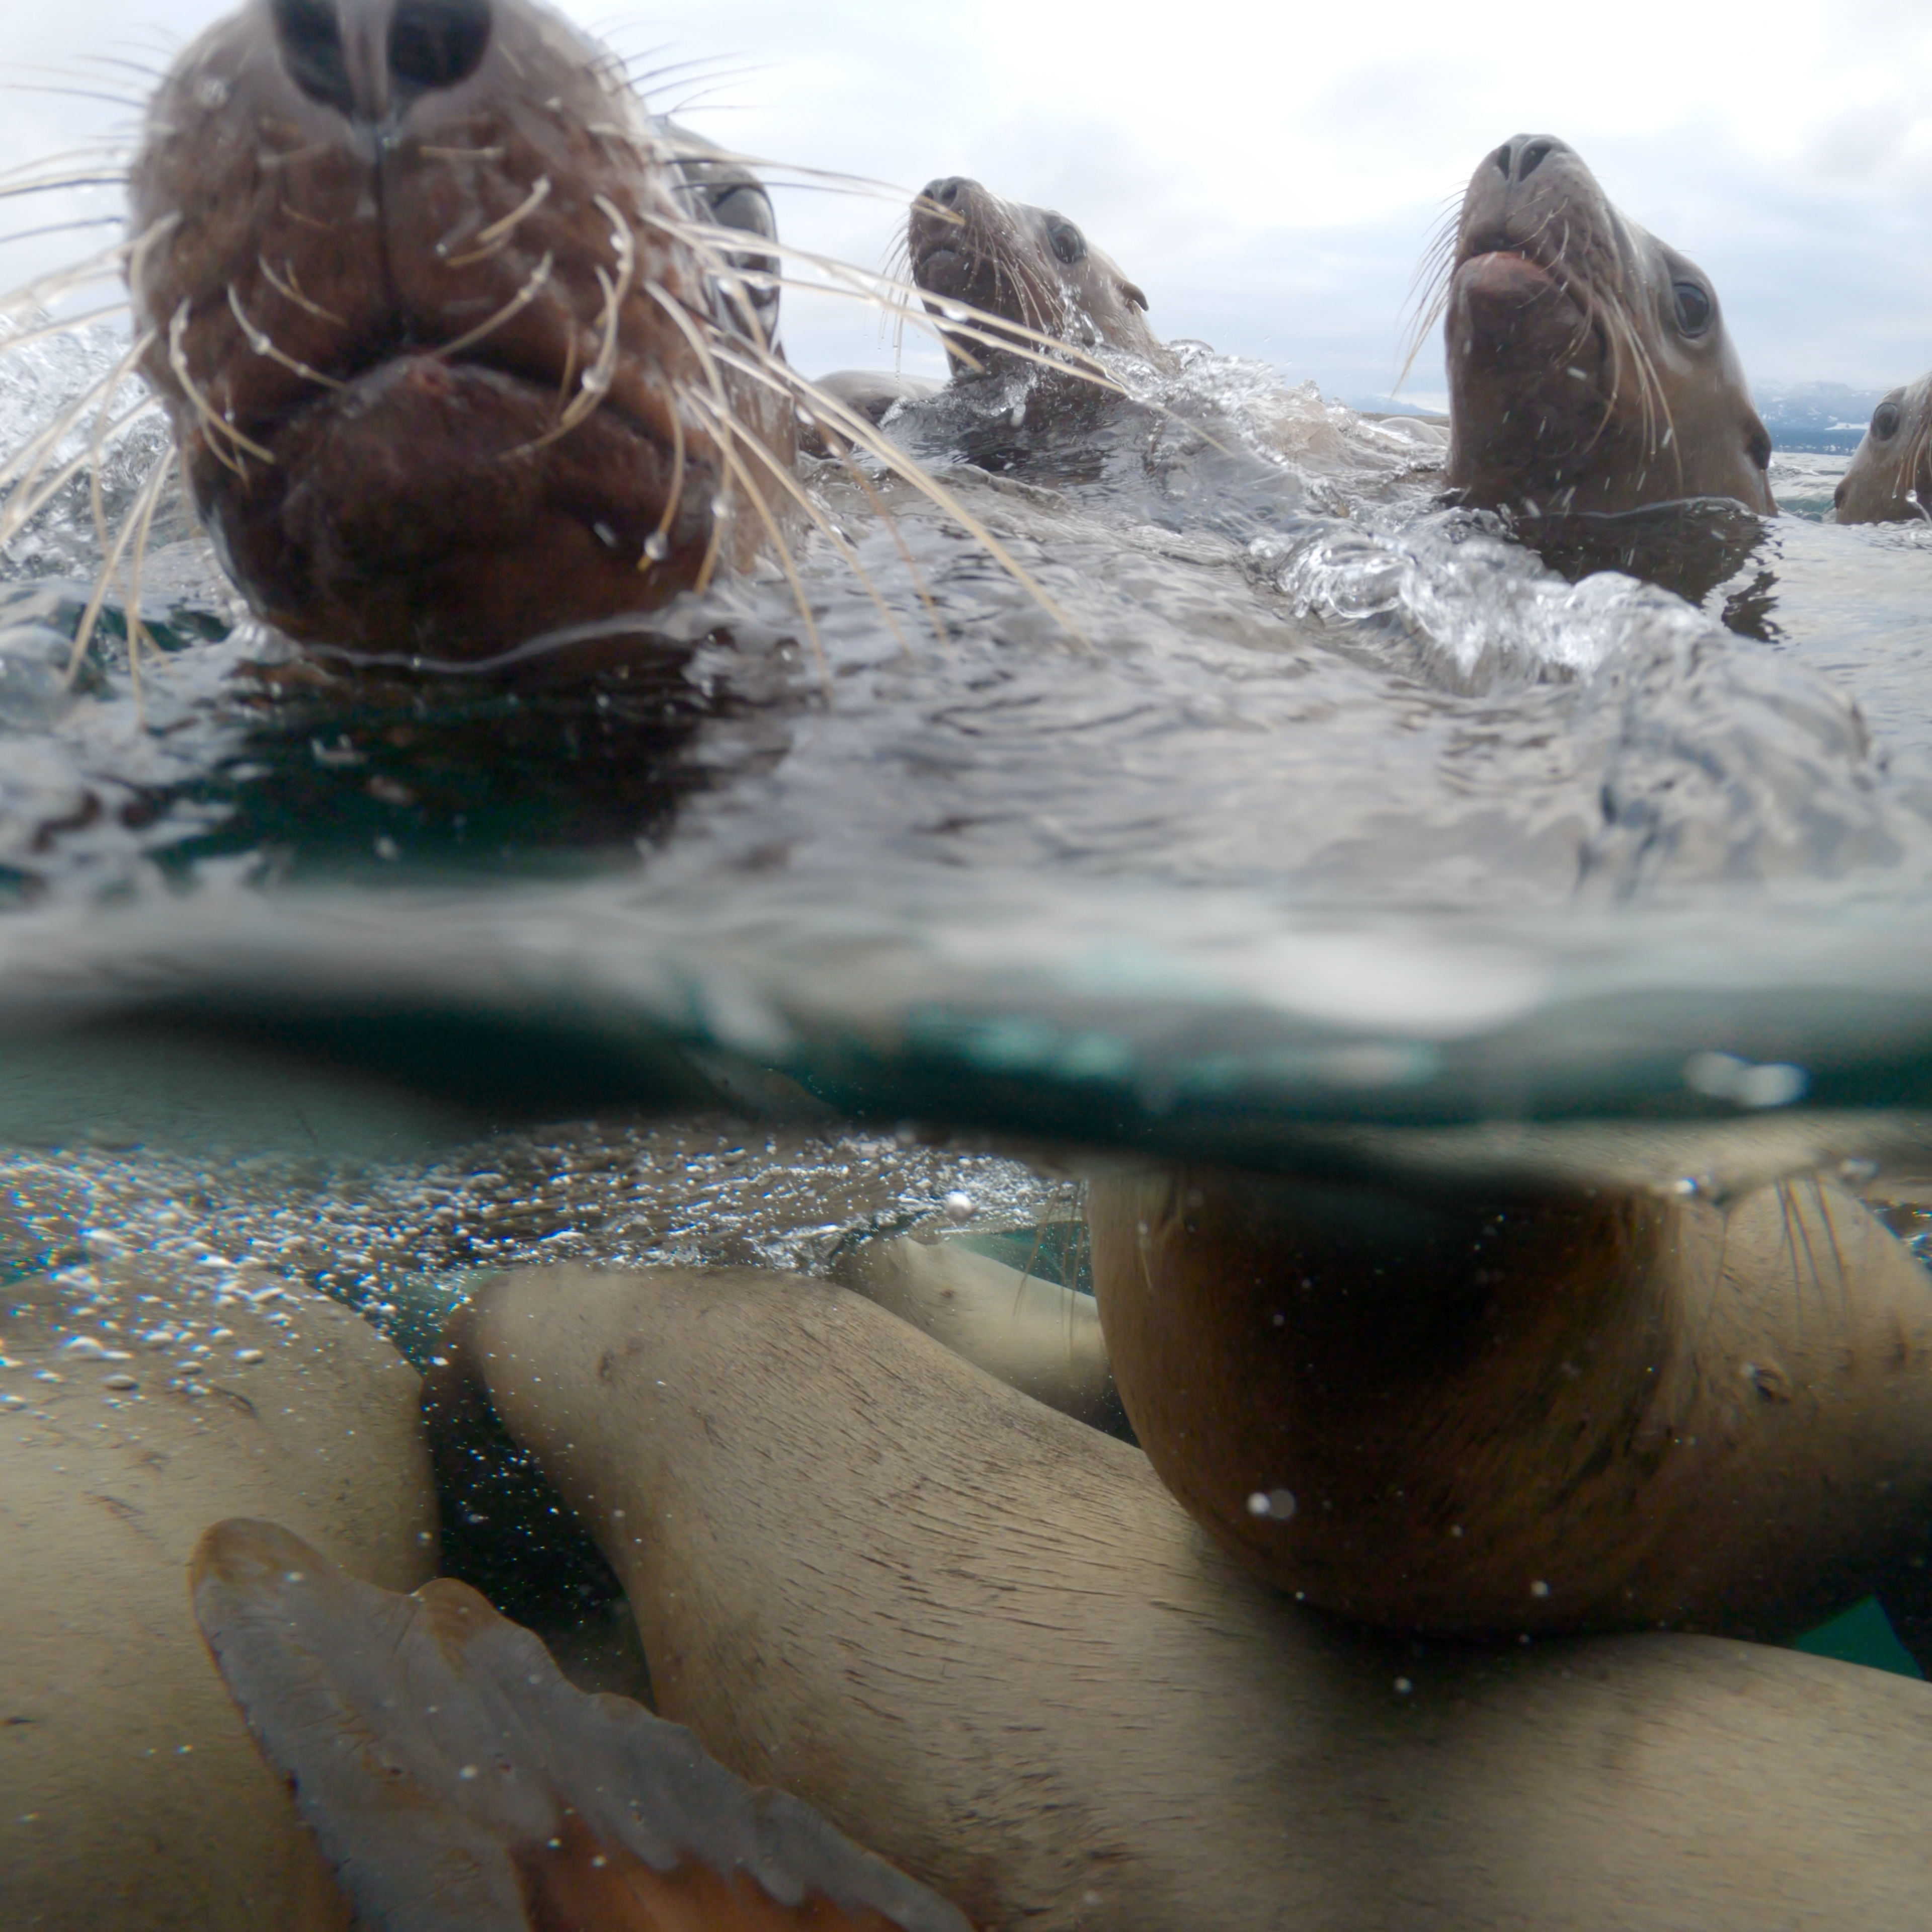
[906, 176, 1167, 377]
[431, 1264, 1932, 1932]
[127, 0, 795, 663]
[0, 1267, 433, 1928]
[1086, 1144, 1932, 1644]
[1834, 375, 1932, 523]
[1442, 135, 1775, 517]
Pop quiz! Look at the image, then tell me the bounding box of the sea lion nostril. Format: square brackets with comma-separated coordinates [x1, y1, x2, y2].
[269, 0, 356, 117]
[1491, 144, 1512, 180]
[1518, 138, 1554, 179]
[924, 176, 972, 208]
[389, 0, 492, 97]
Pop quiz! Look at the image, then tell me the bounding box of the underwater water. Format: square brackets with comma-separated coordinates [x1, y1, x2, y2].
[8, 318, 1932, 1928]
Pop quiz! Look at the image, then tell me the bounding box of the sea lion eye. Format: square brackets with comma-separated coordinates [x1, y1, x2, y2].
[707, 184, 777, 244]
[1873, 400, 1903, 440]
[1671, 280, 1713, 337]
[1048, 221, 1086, 266]
[1748, 427, 1772, 470]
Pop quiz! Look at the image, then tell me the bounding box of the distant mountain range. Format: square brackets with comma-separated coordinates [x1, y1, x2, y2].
[1347, 382, 1892, 453]
[1753, 383, 1889, 452]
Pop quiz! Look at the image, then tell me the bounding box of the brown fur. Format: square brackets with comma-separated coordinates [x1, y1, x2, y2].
[434, 1263, 1932, 1932]
[0, 1269, 433, 1928]
[1087, 1147, 1932, 1637]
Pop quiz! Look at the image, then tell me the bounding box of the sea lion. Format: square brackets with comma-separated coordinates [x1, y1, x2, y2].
[831, 1228, 1120, 1428]
[124, 0, 798, 664]
[190, 1517, 972, 1932]
[1084, 1131, 1932, 1644]
[0, 1264, 434, 1929]
[1833, 375, 1932, 523]
[426, 1263, 1932, 1932]
[905, 176, 1168, 376]
[1435, 134, 1775, 517]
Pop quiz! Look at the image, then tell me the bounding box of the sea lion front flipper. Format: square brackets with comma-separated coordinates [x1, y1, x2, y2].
[190, 1518, 974, 1932]
[832, 1231, 1123, 1429]
[430, 1264, 1932, 1932]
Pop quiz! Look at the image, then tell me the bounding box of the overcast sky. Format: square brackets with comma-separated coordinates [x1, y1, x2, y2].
[5, 0, 1930, 407]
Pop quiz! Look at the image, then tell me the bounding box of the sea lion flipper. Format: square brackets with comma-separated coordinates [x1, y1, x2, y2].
[190, 1518, 974, 1932]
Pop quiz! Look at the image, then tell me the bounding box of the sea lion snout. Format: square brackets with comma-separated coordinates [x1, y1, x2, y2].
[1460, 133, 1598, 257]
[918, 176, 976, 211]
[1488, 133, 1567, 185]
[267, 0, 494, 128]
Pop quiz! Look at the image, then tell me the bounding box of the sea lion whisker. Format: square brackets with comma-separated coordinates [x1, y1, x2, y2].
[0, 150, 133, 199]
[112, 443, 176, 717]
[0, 77, 147, 112]
[0, 236, 131, 326]
[225, 284, 345, 391]
[739, 353, 948, 642]
[1397, 214, 1460, 387]
[658, 82, 757, 119]
[64, 444, 171, 692]
[85, 53, 175, 84]
[1806, 1173, 1856, 1332]
[0, 390, 160, 551]
[82, 323, 152, 568]
[1601, 292, 1674, 472]
[0, 301, 134, 361]
[1906, 420, 1932, 518]
[430, 250, 554, 360]
[508, 193, 635, 450]
[415, 144, 507, 162]
[438, 173, 551, 266]
[0, 215, 129, 257]
[779, 257, 1121, 388]
[254, 256, 345, 327]
[639, 283, 738, 592]
[680, 382, 831, 688]
[620, 47, 749, 86]
[550, 327, 581, 417]
[744, 360, 1085, 647]
[254, 134, 344, 169]
[710, 343, 946, 651]
[648, 395, 688, 564]
[692, 365, 919, 661]
[166, 301, 273, 470]
[0, 337, 131, 498]
[1776, 1181, 1811, 1344]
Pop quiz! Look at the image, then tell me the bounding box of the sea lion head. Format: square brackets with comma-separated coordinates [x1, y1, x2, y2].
[126, 0, 796, 664]
[1440, 134, 1774, 518]
[1832, 376, 1932, 524]
[905, 176, 1162, 376]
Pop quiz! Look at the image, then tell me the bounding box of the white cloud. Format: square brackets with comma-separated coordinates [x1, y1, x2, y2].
[2, 0, 1927, 395]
